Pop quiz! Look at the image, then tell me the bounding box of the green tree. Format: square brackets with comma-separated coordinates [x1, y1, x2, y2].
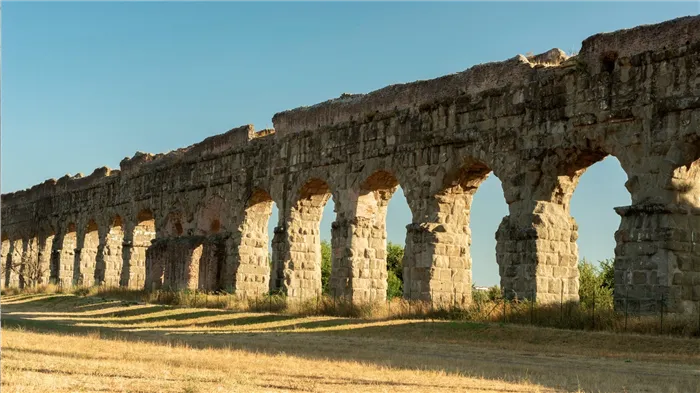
[386, 242, 404, 281]
[386, 242, 404, 299]
[387, 270, 403, 299]
[578, 258, 613, 309]
[599, 258, 615, 291]
[321, 240, 332, 294]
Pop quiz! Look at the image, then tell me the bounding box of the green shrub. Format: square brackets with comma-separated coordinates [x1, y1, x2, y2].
[599, 258, 615, 292]
[321, 240, 332, 294]
[486, 285, 501, 301]
[387, 270, 403, 299]
[578, 258, 613, 309]
[471, 285, 489, 304]
[386, 242, 404, 282]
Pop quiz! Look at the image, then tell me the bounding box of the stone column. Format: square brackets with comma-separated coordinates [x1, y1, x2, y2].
[230, 190, 274, 297]
[1, 237, 10, 288]
[401, 164, 488, 306]
[279, 179, 329, 301]
[120, 221, 135, 287]
[55, 227, 77, 287]
[144, 239, 166, 291]
[122, 218, 156, 289]
[614, 204, 700, 313]
[158, 237, 204, 291]
[6, 238, 23, 288]
[73, 221, 100, 286]
[3, 239, 19, 288]
[20, 237, 41, 288]
[612, 152, 700, 314]
[329, 217, 352, 299]
[496, 201, 579, 303]
[327, 213, 390, 303]
[49, 232, 62, 285]
[403, 221, 472, 305]
[269, 225, 287, 293]
[494, 159, 583, 304]
[37, 233, 54, 286]
[282, 213, 323, 300]
[200, 236, 226, 292]
[77, 223, 100, 287]
[101, 224, 124, 287]
[94, 228, 108, 286]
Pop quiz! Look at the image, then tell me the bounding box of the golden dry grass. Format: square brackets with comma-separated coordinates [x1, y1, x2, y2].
[2, 329, 554, 393]
[2, 293, 700, 393]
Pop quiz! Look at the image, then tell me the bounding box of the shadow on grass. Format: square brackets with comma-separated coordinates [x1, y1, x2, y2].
[4, 294, 700, 393]
[188, 314, 297, 328]
[263, 317, 377, 331]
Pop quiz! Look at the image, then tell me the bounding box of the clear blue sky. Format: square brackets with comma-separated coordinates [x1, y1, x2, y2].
[3, 2, 698, 286]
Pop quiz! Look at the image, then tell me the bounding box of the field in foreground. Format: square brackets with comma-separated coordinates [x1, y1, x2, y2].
[2, 294, 699, 393]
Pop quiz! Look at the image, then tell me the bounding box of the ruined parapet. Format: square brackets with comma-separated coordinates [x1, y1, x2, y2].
[271, 54, 540, 137]
[118, 124, 256, 177]
[579, 15, 700, 74]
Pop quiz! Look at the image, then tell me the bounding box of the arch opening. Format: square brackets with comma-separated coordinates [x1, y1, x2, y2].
[268, 201, 281, 292]
[569, 155, 629, 309]
[469, 169, 508, 300]
[383, 186, 411, 301]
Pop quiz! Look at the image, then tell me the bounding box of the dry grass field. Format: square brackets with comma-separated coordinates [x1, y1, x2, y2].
[2, 293, 700, 393]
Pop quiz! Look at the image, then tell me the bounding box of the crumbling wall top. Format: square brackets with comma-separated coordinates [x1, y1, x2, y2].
[271, 54, 538, 137]
[580, 15, 700, 74]
[118, 124, 255, 176]
[272, 15, 699, 137]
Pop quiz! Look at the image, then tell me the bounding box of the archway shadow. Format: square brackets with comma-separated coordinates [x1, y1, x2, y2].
[3, 295, 698, 393]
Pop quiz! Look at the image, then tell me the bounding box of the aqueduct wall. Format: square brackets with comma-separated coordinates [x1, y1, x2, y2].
[3, 16, 700, 313]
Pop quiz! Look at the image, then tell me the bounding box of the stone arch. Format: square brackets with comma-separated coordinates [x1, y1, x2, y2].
[77, 219, 100, 286]
[494, 146, 614, 303]
[282, 178, 333, 299]
[122, 209, 156, 288]
[229, 188, 276, 296]
[98, 215, 125, 286]
[608, 136, 700, 313]
[402, 158, 493, 305]
[346, 170, 401, 302]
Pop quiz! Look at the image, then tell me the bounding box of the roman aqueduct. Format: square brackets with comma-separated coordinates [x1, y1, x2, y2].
[3, 16, 700, 314]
